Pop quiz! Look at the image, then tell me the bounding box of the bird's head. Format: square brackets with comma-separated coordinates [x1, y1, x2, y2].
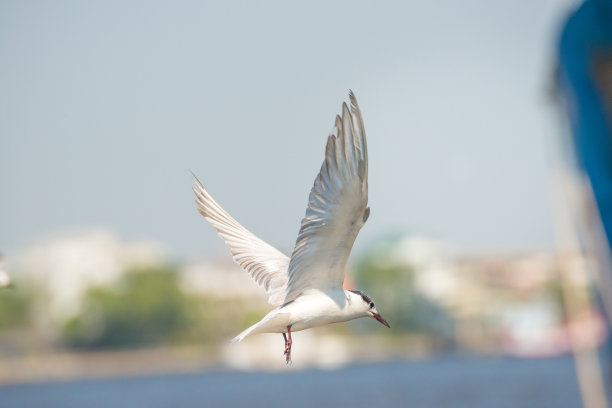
[348, 290, 390, 328]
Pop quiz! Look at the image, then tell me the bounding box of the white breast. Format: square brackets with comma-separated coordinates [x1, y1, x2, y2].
[284, 289, 356, 331]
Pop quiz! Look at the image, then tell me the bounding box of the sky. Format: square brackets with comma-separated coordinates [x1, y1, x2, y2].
[0, 0, 578, 259]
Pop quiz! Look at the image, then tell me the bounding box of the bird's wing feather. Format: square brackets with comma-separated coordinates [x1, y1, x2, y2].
[192, 176, 289, 306]
[284, 91, 369, 303]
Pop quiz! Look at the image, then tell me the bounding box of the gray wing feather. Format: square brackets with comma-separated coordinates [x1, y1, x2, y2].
[192, 176, 289, 306]
[284, 91, 369, 303]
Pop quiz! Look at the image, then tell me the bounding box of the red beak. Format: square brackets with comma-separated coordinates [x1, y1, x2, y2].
[372, 312, 390, 328]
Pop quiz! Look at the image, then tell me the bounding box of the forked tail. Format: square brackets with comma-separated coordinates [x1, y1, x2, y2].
[230, 322, 261, 344]
[229, 311, 290, 343]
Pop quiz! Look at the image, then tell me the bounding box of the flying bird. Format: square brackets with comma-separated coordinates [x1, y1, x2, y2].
[192, 92, 389, 363]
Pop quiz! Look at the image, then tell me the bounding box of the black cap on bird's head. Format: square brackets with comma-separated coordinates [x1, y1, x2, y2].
[349, 290, 390, 328]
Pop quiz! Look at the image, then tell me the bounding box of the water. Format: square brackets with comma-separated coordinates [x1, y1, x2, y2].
[0, 356, 597, 407]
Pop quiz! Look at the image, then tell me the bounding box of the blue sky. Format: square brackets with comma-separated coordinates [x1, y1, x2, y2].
[0, 1, 577, 258]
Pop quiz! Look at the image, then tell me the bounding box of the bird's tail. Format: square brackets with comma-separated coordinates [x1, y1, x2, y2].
[229, 311, 290, 344]
[230, 323, 260, 344]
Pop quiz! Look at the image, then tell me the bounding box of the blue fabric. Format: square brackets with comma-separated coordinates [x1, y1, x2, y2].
[559, 0, 612, 250]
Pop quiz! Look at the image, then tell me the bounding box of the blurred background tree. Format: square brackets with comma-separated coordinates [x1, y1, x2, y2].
[354, 238, 454, 347]
[0, 287, 32, 329]
[61, 264, 271, 350]
[63, 266, 192, 349]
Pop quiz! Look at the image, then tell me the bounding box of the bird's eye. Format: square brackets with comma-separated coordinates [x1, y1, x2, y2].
[369, 302, 374, 308]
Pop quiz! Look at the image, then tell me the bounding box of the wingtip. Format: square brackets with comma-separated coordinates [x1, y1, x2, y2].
[341, 101, 350, 118]
[334, 114, 342, 131]
[191, 171, 206, 190]
[348, 90, 360, 112]
[190, 172, 209, 214]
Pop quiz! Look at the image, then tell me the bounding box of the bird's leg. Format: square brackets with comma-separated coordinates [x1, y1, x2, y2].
[283, 325, 293, 364]
[282, 332, 288, 357]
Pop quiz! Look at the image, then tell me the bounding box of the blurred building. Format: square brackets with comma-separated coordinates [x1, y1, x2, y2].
[365, 235, 608, 356]
[11, 229, 165, 321]
[5, 229, 608, 359]
[179, 258, 265, 300]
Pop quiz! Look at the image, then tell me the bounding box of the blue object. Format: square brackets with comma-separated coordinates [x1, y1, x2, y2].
[559, 0, 612, 250]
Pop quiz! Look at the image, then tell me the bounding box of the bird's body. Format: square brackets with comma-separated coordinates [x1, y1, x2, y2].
[232, 288, 370, 341]
[193, 92, 389, 363]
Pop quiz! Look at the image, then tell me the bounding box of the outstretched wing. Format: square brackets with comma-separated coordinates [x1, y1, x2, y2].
[192, 176, 289, 306]
[284, 91, 369, 303]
